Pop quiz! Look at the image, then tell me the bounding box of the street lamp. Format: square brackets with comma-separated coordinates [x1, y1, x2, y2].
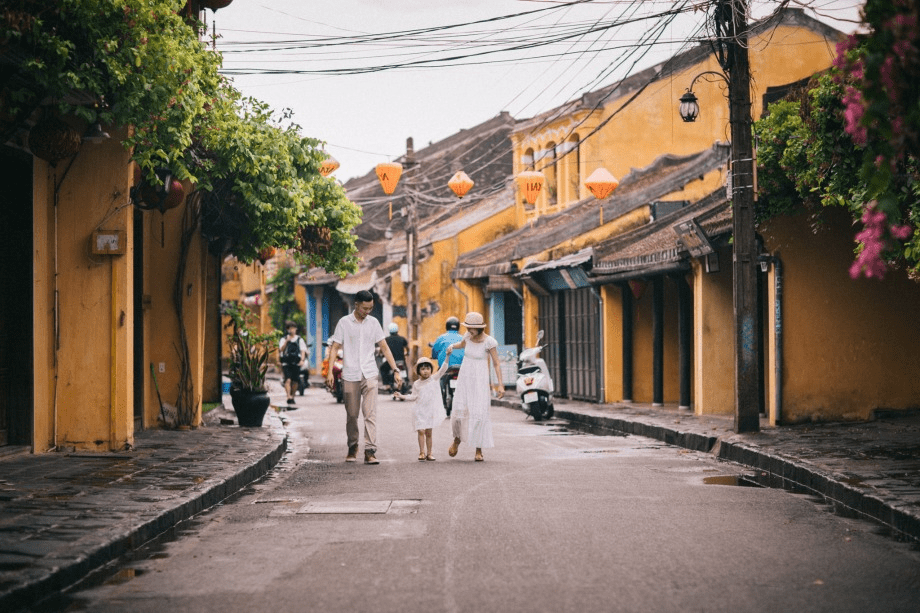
[677, 71, 729, 123]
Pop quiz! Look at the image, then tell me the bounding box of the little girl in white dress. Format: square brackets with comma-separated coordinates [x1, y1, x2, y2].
[394, 357, 448, 460]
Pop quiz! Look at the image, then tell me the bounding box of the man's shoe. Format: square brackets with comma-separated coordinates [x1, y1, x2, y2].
[346, 445, 358, 462]
[287, 398, 295, 405]
[364, 450, 379, 465]
[448, 437, 461, 457]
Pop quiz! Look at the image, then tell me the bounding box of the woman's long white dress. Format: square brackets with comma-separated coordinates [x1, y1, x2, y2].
[451, 333, 496, 449]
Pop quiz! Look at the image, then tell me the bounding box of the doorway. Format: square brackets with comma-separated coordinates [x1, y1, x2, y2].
[0, 146, 33, 446]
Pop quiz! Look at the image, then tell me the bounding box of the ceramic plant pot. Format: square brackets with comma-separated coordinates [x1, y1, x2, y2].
[229, 389, 270, 427]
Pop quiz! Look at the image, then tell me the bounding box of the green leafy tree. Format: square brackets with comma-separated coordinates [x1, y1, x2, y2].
[1, 0, 361, 273]
[755, 72, 919, 279]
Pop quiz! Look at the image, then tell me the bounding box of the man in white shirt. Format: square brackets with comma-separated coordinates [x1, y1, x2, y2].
[326, 290, 402, 464]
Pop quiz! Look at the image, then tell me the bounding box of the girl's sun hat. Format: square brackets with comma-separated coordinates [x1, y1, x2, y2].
[461, 311, 486, 329]
[415, 356, 436, 375]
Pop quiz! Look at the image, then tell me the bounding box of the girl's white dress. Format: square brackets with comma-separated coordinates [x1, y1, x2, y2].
[451, 333, 497, 449]
[403, 369, 448, 431]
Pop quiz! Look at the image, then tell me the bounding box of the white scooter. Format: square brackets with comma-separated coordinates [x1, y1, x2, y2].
[516, 330, 554, 421]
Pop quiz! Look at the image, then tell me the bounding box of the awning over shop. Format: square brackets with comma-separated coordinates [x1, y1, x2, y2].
[519, 248, 594, 292]
[335, 269, 377, 295]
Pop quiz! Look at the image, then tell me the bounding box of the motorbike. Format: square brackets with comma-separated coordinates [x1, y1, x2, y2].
[441, 364, 460, 416]
[392, 359, 410, 394]
[328, 348, 344, 403]
[298, 364, 310, 394]
[516, 330, 554, 421]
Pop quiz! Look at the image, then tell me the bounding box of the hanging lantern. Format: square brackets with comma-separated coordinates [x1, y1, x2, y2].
[202, 0, 234, 10]
[448, 171, 474, 199]
[628, 279, 647, 300]
[375, 162, 403, 195]
[160, 179, 186, 211]
[584, 167, 620, 200]
[258, 246, 277, 263]
[319, 156, 340, 177]
[515, 170, 545, 205]
[28, 114, 82, 165]
[299, 224, 333, 255]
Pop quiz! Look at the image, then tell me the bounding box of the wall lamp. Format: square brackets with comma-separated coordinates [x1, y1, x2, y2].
[678, 71, 729, 123]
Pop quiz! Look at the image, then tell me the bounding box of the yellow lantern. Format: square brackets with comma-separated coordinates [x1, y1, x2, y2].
[516, 170, 545, 205]
[375, 162, 403, 195]
[584, 167, 620, 200]
[448, 171, 474, 198]
[319, 156, 340, 177]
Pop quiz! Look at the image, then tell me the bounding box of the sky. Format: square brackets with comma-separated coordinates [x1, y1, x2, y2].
[209, 0, 863, 183]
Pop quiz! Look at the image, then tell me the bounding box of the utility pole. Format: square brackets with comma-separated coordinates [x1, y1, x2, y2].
[721, 0, 760, 432]
[404, 138, 420, 370]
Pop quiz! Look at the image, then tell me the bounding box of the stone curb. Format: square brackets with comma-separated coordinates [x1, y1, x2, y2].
[1, 411, 288, 612]
[497, 398, 920, 544]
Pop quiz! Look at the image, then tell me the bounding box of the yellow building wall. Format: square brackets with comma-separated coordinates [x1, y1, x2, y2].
[32, 127, 134, 451]
[692, 250, 735, 415]
[405, 202, 517, 350]
[502, 20, 840, 411]
[761, 208, 920, 423]
[627, 279, 682, 404]
[601, 284, 624, 403]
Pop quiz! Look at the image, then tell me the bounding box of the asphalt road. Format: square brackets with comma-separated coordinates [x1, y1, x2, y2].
[39, 384, 920, 613]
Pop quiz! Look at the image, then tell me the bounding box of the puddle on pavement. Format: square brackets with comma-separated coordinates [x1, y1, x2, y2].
[539, 421, 628, 438]
[702, 475, 762, 487]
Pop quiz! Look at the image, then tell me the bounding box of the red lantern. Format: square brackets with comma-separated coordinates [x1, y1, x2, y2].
[515, 170, 545, 205]
[160, 179, 186, 211]
[319, 156, 340, 177]
[584, 167, 620, 200]
[448, 171, 474, 198]
[258, 246, 276, 263]
[375, 162, 403, 195]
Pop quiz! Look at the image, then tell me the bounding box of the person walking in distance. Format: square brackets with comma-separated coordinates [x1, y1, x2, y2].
[431, 316, 464, 402]
[279, 321, 308, 407]
[446, 312, 503, 462]
[326, 290, 402, 465]
[382, 323, 408, 391]
[393, 357, 448, 461]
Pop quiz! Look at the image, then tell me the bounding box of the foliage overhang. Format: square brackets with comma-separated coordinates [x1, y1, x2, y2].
[1, 0, 360, 275]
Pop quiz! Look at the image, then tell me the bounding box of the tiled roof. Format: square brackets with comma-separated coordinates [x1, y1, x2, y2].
[343, 112, 516, 249]
[452, 142, 730, 280]
[588, 189, 731, 280]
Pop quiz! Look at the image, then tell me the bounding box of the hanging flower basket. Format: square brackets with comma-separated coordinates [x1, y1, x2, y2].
[299, 225, 333, 256]
[28, 114, 81, 164]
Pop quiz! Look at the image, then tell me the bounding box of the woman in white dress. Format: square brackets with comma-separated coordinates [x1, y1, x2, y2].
[445, 312, 504, 462]
[394, 357, 448, 461]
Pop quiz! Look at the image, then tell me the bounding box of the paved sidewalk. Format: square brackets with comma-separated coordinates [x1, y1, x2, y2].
[0, 401, 287, 611]
[496, 397, 920, 545]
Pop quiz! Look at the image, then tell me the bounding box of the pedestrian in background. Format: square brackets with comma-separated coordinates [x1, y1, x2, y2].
[393, 357, 448, 461]
[446, 312, 503, 462]
[326, 290, 403, 465]
[279, 321, 308, 407]
[381, 323, 408, 391]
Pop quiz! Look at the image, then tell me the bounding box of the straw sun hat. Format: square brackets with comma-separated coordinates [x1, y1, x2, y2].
[415, 357, 436, 375]
[461, 312, 487, 329]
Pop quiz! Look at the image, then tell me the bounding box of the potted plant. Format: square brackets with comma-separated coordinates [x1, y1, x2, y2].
[224, 303, 281, 426]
